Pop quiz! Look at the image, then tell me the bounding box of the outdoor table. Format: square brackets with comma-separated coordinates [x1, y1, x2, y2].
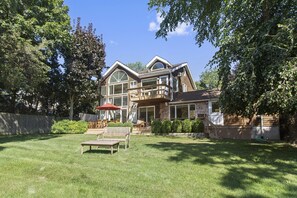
[81, 140, 120, 155]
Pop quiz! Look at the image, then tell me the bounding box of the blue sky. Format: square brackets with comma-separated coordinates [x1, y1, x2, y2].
[64, 0, 217, 81]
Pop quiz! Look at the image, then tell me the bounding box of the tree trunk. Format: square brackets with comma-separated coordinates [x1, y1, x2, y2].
[11, 89, 17, 113]
[69, 95, 74, 120]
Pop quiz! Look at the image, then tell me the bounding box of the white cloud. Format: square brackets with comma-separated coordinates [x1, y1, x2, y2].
[148, 13, 190, 36]
[109, 40, 118, 45]
[149, 22, 158, 31]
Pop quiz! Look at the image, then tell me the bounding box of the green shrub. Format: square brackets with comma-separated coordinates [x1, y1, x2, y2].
[151, 119, 162, 134]
[107, 122, 133, 131]
[161, 119, 172, 134]
[51, 120, 88, 134]
[172, 119, 182, 133]
[192, 119, 204, 132]
[182, 119, 192, 133]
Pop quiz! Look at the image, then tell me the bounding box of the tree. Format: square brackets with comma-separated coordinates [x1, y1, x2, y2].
[126, 62, 146, 72]
[0, 0, 71, 113]
[64, 18, 106, 120]
[149, 0, 297, 118]
[196, 69, 220, 90]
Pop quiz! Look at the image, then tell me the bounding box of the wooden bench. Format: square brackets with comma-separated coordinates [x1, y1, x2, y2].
[81, 140, 120, 155]
[100, 127, 131, 150]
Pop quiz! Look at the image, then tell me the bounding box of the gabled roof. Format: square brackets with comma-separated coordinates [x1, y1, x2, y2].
[146, 55, 172, 69]
[102, 61, 139, 80]
[170, 90, 220, 104]
[172, 63, 197, 90]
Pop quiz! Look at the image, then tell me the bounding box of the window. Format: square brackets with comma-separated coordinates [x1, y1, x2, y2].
[123, 96, 128, 106]
[212, 102, 220, 113]
[182, 84, 187, 92]
[108, 83, 128, 95]
[114, 97, 122, 106]
[176, 105, 188, 120]
[100, 98, 106, 105]
[110, 70, 128, 83]
[152, 62, 165, 70]
[170, 104, 196, 120]
[159, 76, 167, 85]
[101, 86, 106, 96]
[170, 106, 175, 120]
[139, 106, 155, 125]
[142, 78, 157, 89]
[123, 83, 128, 93]
[130, 81, 137, 88]
[109, 85, 113, 95]
[173, 78, 178, 92]
[190, 104, 196, 119]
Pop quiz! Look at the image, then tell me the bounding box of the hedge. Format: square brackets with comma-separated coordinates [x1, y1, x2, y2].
[172, 120, 182, 133]
[182, 119, 192, 133]
[107, 122, 133, 131]
[51, 120, 88, 134]
[192, 119, 204, 132]
[151, 119, 162, 134]
[161, 119, 172, 134]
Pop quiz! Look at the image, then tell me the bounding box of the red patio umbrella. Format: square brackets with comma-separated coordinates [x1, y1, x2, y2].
[96, 103, 121, 121]
[96, 103, 120, 110]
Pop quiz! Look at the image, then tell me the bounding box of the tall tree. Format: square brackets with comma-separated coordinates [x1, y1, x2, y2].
[149, 0, 297, 118]
[0, 0, 70, 113]
[196, 69, 220, 90]
[65, 18, 106, 120]
[127, 62, 146, 72]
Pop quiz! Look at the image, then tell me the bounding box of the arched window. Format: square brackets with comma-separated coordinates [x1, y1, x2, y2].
[109, 70, 128, 83]
[152, 62, 165, 70]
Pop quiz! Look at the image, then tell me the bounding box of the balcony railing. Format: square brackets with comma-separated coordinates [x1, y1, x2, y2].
[128, 84, 172, 103]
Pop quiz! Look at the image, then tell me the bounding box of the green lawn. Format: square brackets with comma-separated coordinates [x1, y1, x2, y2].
[0, 134, 296, 198]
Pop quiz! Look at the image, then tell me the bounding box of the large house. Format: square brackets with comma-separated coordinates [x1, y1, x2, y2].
[99, 56, 223, 125]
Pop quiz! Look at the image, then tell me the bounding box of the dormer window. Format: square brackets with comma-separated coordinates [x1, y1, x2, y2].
[152, 62, 165, 70]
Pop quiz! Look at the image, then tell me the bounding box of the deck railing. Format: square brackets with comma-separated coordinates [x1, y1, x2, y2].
[128, 84, 172, 102]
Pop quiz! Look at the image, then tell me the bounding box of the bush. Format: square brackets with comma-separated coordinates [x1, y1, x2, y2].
[192, 119, 204, 132]
[107, 122, 133, 131]
[151, 119, 162, 134]
[51, 120, 88, 134]
[182, 119, 192, 133]
[161, 119, 172, 134]
[172, 119, 182, 133]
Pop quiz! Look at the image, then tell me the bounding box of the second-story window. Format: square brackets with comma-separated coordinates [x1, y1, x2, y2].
[130, 81, 137, 88]
[173, 78, 178, 92]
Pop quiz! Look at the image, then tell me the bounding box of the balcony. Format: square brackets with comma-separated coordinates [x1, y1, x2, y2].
[128, 84, 172, 103]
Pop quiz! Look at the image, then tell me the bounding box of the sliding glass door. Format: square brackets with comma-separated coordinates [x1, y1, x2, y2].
[138, 106, 155, 125]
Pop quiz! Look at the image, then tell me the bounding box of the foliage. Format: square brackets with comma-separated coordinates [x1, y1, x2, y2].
[182, 119, 192, 133]
[51, 120, 88, 134]
[64, 18, 106, 119]
[149, 0, 297, 117]
[192, 119, 204, 133]
[171, 119, 182, 133]
[107, 122, 133, 131]
[0, 0, 71, 113]
[161, 119, 172, 134]
[195, 69, 220, 90]
[151, 119, 162, 134]
[126, 62, 146, 72]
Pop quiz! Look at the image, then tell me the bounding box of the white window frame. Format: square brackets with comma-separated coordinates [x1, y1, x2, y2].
[138, 106, 155, 123]
[170, 104, 196, 120]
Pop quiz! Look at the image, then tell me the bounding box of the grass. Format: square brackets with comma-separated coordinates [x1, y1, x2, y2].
[0, 134, 296, 197]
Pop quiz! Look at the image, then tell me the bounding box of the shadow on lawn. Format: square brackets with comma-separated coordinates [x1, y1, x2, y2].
[0, 134, 60, 144]
[146, 139, 297, 197]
